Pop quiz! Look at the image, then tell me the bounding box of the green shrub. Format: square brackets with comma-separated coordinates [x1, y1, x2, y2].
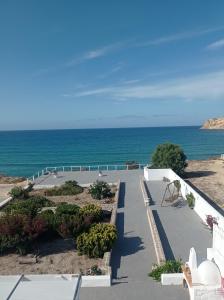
[89, 181, 112, 200]
[9, 186, 29, 199]
[55, 213, 85, 238]
[4, 196, 54, 217]
[0, 214, 47, 254]
[55, 203, 80, 217]
[151, 143, 187, 176]
[87, 265, 103, 275]
[149, 260, 182, 281]
[45, 181, 83, 196]
[186, 193, 195, 209]
[39, 209, 56, 231]
[80, 204, 103, 223]
[77, 223, 117, 258]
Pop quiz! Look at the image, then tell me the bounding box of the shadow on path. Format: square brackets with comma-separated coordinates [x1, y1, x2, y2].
[111, 211, 144, 279]
[152, 210, 175, 260]
[118, 182, 125, 208]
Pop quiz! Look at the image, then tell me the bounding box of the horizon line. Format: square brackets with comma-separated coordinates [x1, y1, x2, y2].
[0, 124, 201, 132]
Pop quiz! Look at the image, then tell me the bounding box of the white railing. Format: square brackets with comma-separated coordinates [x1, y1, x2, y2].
[28, 164, 145, 182]
[221, 154, 224, 159]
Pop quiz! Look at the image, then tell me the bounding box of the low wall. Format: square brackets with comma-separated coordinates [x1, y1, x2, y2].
[99, 180, 121, 287]
[81, 275, 111, 287]
[140, 176, 150, 206]
[144, 168, 170, 181]
[146, 207, 166, 265]
[144, 167, 224, 228]
[161, 273, 183, 285]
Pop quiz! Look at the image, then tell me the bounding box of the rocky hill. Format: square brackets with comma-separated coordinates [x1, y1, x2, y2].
[201, 117, 224, 129]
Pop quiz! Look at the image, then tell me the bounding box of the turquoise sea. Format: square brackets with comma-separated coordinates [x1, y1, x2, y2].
[0, 126, 224, 177]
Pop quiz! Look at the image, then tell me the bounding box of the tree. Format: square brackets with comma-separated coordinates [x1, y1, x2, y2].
[151, 143, 187, 175]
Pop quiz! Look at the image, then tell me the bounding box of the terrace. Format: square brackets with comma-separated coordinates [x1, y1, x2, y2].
[33, 169, 212, 299]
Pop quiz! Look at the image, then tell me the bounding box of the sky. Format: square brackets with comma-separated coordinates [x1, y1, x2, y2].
[0, 0, 224, 130]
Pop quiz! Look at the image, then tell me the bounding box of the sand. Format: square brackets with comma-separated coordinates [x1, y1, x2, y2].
[185, 158, 224, 209]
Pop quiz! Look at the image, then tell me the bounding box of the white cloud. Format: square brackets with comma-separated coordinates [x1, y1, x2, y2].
[67, 70, 224, 102]
[137, 26, 224, 46]
[207, 38, 224, 50]
[66, 42, 127, 66]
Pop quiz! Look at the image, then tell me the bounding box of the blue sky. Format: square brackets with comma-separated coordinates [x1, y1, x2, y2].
[0, 0, 224, 130]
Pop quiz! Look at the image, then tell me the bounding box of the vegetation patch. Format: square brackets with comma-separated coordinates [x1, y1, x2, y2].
[77, 223, 117, 258]
[89, 181, 113, 200]
[151, 143, 187, 176]
[3, 196, 54, 217]
[0, 214, 47, 255]
[0, 181, 117, 274]
[149, 260, 182, 281]
[186, 192, 195, 209]
[45, 181, 83, 196]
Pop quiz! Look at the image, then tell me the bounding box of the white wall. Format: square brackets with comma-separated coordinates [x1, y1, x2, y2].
[144, 168, 224, 228]
[144, 167, 170, 181]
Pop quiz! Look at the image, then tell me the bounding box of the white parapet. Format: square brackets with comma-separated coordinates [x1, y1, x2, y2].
[161, 273, 183, 285]
[144, 167, 170, 181]
[81, 274, 111, 287]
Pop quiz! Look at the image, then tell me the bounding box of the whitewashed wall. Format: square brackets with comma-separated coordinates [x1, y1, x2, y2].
[143, 167, 170, 181]
[144, 168, 224, 228]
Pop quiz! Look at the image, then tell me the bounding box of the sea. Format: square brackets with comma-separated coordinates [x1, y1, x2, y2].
[0, 126, 224, 177]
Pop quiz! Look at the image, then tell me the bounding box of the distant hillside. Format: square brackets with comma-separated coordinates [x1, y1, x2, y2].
[201, 117, 224, 129]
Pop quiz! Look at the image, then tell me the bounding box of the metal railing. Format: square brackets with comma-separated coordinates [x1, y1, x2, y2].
[28, 163, 145, 182]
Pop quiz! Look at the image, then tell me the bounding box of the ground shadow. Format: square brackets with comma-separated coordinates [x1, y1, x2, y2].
[152, 210, 175, 260]
[118, 182, 125, 208]
[171, 199, 187, 208]
[34, 237, 75, 256]
[111, 211, 124, 278]
[144, 181, 155, 205]
[111, 211, 144, 279]
[184, 170, 216, 179]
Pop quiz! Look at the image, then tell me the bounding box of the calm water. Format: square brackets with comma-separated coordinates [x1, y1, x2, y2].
[0, 126, 224, 177]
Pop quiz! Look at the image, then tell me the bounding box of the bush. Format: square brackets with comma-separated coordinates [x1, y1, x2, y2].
[0, 214, 46, 254]
[55, 203, 80, 217]
[80, 204, 103, 223]
[149, 260, 182, 281]
[151, 143, 187, 176]
[186, 193, 195, 209]
[89, 181, 112, 200]
[45, 181, 83, 196]
[56, 213, 85, 238]
[9, 186, 29, 199]
[77, 223, 117, 258]
[4, 196, 54, 217]
[39, 209, 56, 231]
